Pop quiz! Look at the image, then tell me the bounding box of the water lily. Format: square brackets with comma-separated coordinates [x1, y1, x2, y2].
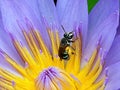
[0, 0, 119, 90]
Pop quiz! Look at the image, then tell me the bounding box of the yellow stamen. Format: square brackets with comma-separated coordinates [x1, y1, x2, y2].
[0, 29, 106, 90]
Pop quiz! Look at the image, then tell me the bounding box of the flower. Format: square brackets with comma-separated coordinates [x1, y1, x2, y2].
[0, 0, 119, 90]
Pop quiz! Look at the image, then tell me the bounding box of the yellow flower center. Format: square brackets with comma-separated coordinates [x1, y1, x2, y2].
[0, 28, 106, 90]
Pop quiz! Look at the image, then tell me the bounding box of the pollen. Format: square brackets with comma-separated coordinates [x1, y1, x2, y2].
[0, 27, 106, 90]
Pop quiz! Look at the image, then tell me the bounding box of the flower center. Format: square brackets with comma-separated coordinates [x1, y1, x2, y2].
[35, 67, 77, 90]
[0, 22, 107, 90]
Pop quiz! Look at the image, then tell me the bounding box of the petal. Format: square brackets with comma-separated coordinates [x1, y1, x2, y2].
[0, 0, 45, 45]
[56, 0, 68, 20]
[116, 15, 120, 35]
[0, 53, 21, 76]
[85, 0, 119, 62]
[0, 27, 23, 75]
[88, 0, 119, 32]
[83, 11, 119, 61]
[0, 11, 22, 64]
[37, 0, 59, 28]
[0, 11, 3, 29]
[0, 28, 24, 66]
[105, 62, 120, 90]
[0, 0, 47, 66]
[1, 11, 22, 72]
[56, 0, 88, 48]
[105, 35, 120, 67]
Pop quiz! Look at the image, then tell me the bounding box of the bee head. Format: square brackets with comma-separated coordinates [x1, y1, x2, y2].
[64, 32, 74, 39]
[64, 33, 68, 38]
[68, 32, 74, 39]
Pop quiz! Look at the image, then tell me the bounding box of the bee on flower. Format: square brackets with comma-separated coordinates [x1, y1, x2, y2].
[0, 0, 119, 90]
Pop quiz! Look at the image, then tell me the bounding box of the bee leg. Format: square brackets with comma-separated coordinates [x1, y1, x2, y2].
[70, 46, 75, 51]
[68, 46, 75, 54]
[69, 38, 78, 43]
[72, 38, 78, 42]
[70, 40, 75, 42]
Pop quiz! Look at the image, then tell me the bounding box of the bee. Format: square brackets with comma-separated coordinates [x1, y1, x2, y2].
[58, 26, 75, 60]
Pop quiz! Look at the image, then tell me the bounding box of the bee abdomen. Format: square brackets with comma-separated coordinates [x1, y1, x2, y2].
[61, 51, 69, 60]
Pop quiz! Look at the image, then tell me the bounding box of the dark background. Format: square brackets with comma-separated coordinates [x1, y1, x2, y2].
[54, 0, 57, 5]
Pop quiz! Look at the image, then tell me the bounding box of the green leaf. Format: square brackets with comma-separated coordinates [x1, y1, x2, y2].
[88, 0, 98, 13]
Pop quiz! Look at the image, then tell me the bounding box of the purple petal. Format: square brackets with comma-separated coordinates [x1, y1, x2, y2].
[56, 0, 69, 21]
[0, 28, 24, 66]
[0, 11, 3, 29]
[0, 10, 23, 64]
[37, 0, 59, 28]
[83, 11, 119, 61]
[105, 62, 120, 90]
[24, 0, 41, 17]
[0, 0, 45, 45]
[0, 48, 22, 77]
[0, 26, 24, 77]
[89, 0, 119, 32]
[0, 0, 49, 66]
[36, 0, 60, 47]
[56, 0, 88, 48]
[1, 11, 22, 72]
[105, 35, 120, 67]
[116, 15, 120, 35]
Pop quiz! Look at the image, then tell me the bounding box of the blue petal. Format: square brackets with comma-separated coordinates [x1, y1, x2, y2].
[0, 27, 24, 66]
[89, 0, 119, 32]
[84, 0, 119, 61]
[105, 62, 120, 90]
[56, 0, 69, 21]
[0, 26, 24, 76]
[56, 0, 88, 48]
[116, 15, 120, 35]
[83, 11, 119, 61]
[0, 0, 51, 65]
[0, 10, 3, 29]
[0, 0, 46, 44]
[0, 52, 21, 76]
[37, 0, 59, 28]
[105, 35, 120, 67]
[0, 10, 22, 64]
